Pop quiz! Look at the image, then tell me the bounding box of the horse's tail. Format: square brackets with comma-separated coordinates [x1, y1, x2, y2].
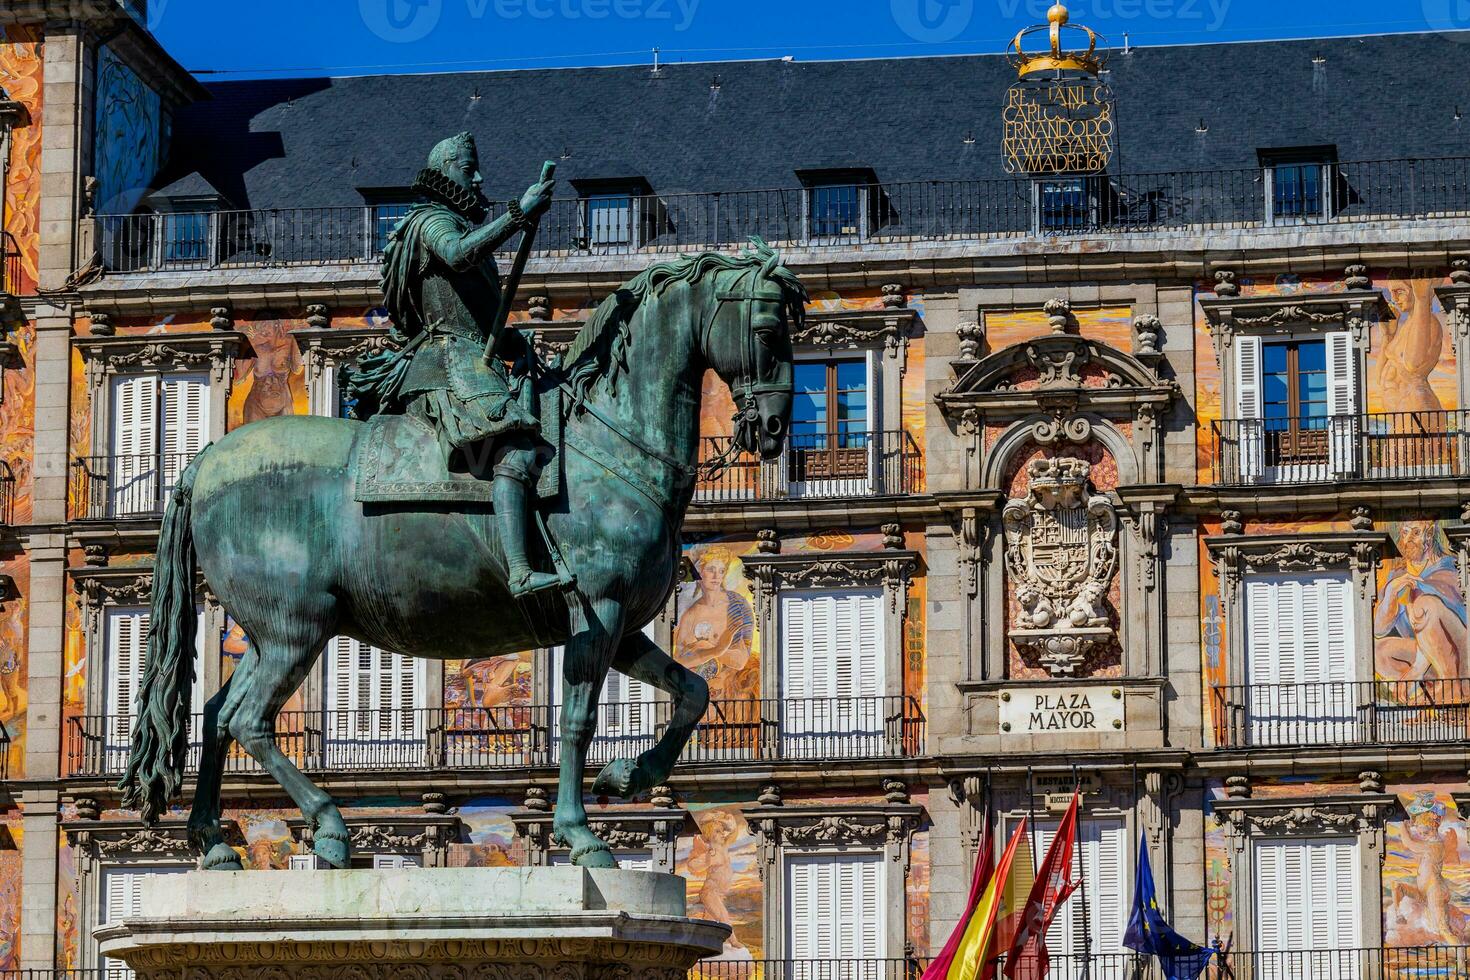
[117, 448, 207, 822]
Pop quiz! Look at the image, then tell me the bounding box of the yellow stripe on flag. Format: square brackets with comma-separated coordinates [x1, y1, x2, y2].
[948, 818, 1028, 980]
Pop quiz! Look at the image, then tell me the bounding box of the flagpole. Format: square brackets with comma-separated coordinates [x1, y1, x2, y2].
[1131, 762, 1145, 980]
[1074, 764, 1091, 980]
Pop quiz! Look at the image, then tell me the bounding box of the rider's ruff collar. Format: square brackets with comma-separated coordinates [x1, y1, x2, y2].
[413, 167, 490, 223]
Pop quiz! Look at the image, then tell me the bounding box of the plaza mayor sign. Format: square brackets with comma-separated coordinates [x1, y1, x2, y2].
[1003, 3, 1115, 176]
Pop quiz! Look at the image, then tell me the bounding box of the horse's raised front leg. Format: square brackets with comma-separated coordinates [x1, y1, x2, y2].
[553, 596, 623, 869]
[229, 642, 351, 868]
[188, 668, 248, 870]
[592, 628, 708, 799]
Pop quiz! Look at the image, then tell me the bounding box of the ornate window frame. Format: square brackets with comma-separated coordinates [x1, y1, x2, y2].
[741, 550, 918, 702]
[1203, 529, 1392, 688]
[291, 320, 394, 417]
[790, 297, 917, 439]
[743, 794, 924, 959]
[1213, 793, 1394, 950]
[1197, 285, 1380, 424]
[512, 806, 690, 872]
[1438, 262, 1470, 392]
[287, 814, 463, 868]
[71, 566, 225, 735]
[74, 328, 246, 456]
[64, 817, 235, 971]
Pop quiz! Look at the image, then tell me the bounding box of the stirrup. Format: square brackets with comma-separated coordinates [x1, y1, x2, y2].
[510, 569, 562, 597]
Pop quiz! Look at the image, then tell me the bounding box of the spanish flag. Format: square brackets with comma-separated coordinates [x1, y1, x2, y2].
[923, 817, 1029, 980]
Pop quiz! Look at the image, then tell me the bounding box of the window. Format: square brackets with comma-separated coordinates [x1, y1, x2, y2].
[1234, 332, 1356, 481]
[780, 589, 884, 756]
[108, 372, 210, 517]
[810, 183, 862, 239]
[1037, 179, 1093, 231]
[550, 636, 659, 763]
[1253, 837, 1360, 975]
[324, 637, 425, 765]
[791, 358, 871, 492]
[1261, 147, 1337, 223]
[552, 850, 654, 871]
[103, 606, 206, 774]
[786, 853, 885, 966]
[585, 193, 635, 248]
[160, 211, 210, 264]
[372, 202, 411, 254]
[368, 852, 422, 870]
[1031, 818, 1129, 975]
[1243, 573, 1356, 745]
[101, 866, 189, 978]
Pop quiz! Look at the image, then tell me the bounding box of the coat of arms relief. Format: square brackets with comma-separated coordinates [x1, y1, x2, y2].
[1003, 456, 1119, 676]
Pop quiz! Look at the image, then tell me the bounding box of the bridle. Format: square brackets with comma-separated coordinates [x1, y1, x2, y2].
[701, 264, 793, 475]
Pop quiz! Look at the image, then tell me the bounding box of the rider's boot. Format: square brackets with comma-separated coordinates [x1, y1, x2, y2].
[493, 470, 561, 597]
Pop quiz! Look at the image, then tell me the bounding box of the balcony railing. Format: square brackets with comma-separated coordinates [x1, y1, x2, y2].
[1210, 410, 1470, 486]
[1213, 678, 1470, 748]
[695, 430, 922, 503]
[93, 157, 1470, 275]
[64, 697, 925, 777]
[1211, 946, 1470, 979]
[0, 460, 15, 525]
[72, 452, 199, 520]
[0, 231, 19, 296]
[0, 721, 10, 783]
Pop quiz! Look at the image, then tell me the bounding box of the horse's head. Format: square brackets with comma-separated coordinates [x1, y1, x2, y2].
[701, 238, 805, 460]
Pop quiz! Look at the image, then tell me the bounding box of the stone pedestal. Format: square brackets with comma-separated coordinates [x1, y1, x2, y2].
[96, 867, 729, 979]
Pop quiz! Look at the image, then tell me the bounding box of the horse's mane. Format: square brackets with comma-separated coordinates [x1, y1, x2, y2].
[560, 239, 806, 405]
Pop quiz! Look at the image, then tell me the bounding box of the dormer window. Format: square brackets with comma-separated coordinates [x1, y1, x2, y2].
[141, 174, 227, 269]
[798, 168, 882, 243]
[573, 177, 655, 253]
[360, 188, 413, 256]
[1260, 146, 1337, 223]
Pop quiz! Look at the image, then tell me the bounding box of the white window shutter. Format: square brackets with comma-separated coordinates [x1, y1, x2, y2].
[1325, 332, 1358, 477]
[787, 854, 884, 962]
[1036, 818, 1127, 960]
[101, 867, 186, 979]
[1254, 838, 1359, 955]
[325, 637, 422, 743]
[371, 853, 422, 869]
[160, 373, 210, 460]
[288, 854, 317, 871]
[110, 374, 159, 516]
[1234, 334, 1264, 482]
[551, 646, 657, 741]
[106, 608, 149, 747]
[781, 590, 885, 739]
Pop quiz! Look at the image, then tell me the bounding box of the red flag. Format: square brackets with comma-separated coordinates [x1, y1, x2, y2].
[922, 811, 994, 980]
[1003, 792, 1082, 980]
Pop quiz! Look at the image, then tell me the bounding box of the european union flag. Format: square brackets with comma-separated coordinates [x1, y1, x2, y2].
[1123, 836, 1215, 980]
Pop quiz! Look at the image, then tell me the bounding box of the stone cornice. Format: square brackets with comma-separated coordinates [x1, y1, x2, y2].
[1198, 289, 1382, 368]
[511, 807, 691, 854]
[287, 814, 463, 855]
[1203, 530, 1393, 569]
[290, 325, 394, 379]
[741, 550, 919, 615]
[63, 817, 241, 860]
[741, 802, 925, 861]
[1212, 793, 1396, 845]
[793, 307, 917, 355]
[74, 330, 248, 385]
[70, 564, 154, 607]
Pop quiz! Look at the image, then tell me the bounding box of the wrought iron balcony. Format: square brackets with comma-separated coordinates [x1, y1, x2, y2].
[0, 460, 13, 526]
[92, 156, 1470, 275]
[695, 430, 922, 503]
[72, 452, 200, 521]
[690, 960, 925, 980]
[1210, 946, 1470, 979]
[63, 697, 926, 778]
[1209, 410, 1470, 486]
[0, 231, 19, 298]
[0, 720, 9, 784]
[1212, 678, 1470, 748]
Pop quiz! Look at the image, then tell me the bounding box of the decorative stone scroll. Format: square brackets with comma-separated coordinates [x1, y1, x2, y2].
[512, 808, 690, 872]
[288, 814, 463, 867]
[75, 330, 247, 388]
[1003, 457, 1118, 676]
[1198, 290, 1380, 370]
[792, 307, 917, 360]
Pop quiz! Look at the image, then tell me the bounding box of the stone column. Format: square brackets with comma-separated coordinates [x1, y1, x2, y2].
[38, 25, 86, 292]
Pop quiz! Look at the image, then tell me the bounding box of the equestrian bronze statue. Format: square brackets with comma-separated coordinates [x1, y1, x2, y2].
[117, 132, 804, 871]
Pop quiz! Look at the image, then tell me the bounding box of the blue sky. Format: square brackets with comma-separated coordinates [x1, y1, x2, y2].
[149, 1, 1466, 79]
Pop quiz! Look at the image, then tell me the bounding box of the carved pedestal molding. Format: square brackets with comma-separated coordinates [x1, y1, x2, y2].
[512, 807, 690, 872]
[288, 814, 462, 867]
[955, 320, 984, 362]
[1131, 314, 1162, 359]
[1343, 264, 1371, 292]
[1003, 457, 1118, 676]
[1212, 270, 1239, 298]
[743, 801, 924, 959]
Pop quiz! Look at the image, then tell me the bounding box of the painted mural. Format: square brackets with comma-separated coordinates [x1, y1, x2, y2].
[1375, 520, 1468, 682]
[0, 809, 20, 969]
[1193, 270, 1459, 485]
[0, 24, 43, 295]
[679, 800, 763, 960]
[0, 553, 29, 779]
[93, 45, 162, 217]
[227, 315, 309, 429]
[984, 304, 1133, 354]
[0, 320, 36, 523]
[678, 544, 759, 703]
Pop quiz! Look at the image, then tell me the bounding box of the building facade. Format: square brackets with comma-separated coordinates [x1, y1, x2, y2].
[4, 3, 1470, 977]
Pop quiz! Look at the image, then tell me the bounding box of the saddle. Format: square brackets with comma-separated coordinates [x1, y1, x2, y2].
[352, 384, 563, 505]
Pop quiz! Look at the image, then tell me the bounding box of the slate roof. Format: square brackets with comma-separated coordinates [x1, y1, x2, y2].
[156, 30, 1470, 212]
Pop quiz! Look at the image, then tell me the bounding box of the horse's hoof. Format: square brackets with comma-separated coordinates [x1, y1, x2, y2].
[570, 841, 616, 869]
[202, 843, 243, 871]
[313, 828, 351, 869]
[592, 757, 639, 798]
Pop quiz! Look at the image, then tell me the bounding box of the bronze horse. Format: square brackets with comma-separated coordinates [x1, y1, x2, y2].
[119, 241, 803, 870]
